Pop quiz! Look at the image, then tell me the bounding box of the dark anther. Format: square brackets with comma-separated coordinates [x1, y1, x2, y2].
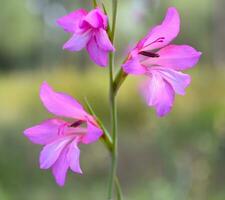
[139, 51, 160, 58]
[70, 120, 83, 127]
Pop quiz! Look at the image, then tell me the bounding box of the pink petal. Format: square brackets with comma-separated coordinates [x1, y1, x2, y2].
[152, 67, 191, 95]
[143, 45, 202, 70]
[80, 8, 107, 29]
[57, 9, 87, 33]
[142, 7, 180, 51]
[52, 146, 70, 186]
[141, 73, 175, 117]
[87, 37, 108, 67]
[40, 82, 87, 120]
[95, 29, 115, 51]
[39, 137, 71, 169]
[67, 140, 82, 173]
[63, 31, 91, 51]
[122, 57, 147, 75]
[81, 122, 103, 144]
[24, 119, 66, 145]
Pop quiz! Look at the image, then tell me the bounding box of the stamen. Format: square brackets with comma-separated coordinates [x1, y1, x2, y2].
[143, 37, 165, 49]
[70, 120, 83, 128]
[150, 37, 165, 45]
[139, 51, 159, 58]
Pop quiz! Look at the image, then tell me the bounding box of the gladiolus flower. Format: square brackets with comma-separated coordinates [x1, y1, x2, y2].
[122, 7, 201, 117]
[57, 8, 115, 67]
[24, 82, 103, 186]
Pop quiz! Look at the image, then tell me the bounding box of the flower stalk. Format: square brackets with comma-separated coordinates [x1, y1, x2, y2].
[24, 2, 202, 197]
[107, 0, 121, 199]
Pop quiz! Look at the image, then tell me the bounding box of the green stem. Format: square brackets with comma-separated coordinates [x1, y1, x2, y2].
[108, 0, 119, 199]
[108, 52, 118, 200]
[92, 0, 97, 7]
[115, 176, 123, 200]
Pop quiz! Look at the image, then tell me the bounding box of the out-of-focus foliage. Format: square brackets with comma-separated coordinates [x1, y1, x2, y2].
[0, 0, 225, 200]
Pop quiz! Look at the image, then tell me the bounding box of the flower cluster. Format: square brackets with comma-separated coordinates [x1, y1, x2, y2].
[24, 6, 201, 186]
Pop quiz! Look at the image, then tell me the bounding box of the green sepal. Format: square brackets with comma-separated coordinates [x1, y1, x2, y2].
[84, 97, 113, 151]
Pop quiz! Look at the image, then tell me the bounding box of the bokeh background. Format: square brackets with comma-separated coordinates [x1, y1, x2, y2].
[0, 0, 225, 199]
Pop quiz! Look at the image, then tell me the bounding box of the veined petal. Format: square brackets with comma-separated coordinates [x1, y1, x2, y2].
[87, 37, 108, 67]
[52, 146, 70, 186]
[80, 8, 107, 29]
[95, 29, 115, 51]
[152, 67, 191, 95]
[81, 122, 103, 144]
[63, 31, 91, 51]
[141, 73, 175, 117]
[143, 45, 202, 70]
[122, 57, 147, 75]
[67, 140, 82, 174]
[39, 137, 71, 169]
[40, 82, 87, 120]
[57, 9, 87, 33]
[24, 119, 66, 145]
[142, 7, 180, 51]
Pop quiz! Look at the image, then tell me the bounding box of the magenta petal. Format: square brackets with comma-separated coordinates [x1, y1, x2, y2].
[95, 29, 115, 51]
[67, 140, 82, 174]
[39, 137, 71, 169]
[24, 119, 66, 145]
[52, 146, 70, 186]
[142, 7, 180, 51]
[40, 82, 87, 120]
[144, 45, 202, 70]
[87, 38, 108, 67]
[152, 67, 191, 95]
[63, 31, 91, 51]
[122, 57, 147, 75]
[81, 8, 107, 29]
[141, 73, 175, 117]
[57, 9, 87, 33]
[81, 122, 103, 144]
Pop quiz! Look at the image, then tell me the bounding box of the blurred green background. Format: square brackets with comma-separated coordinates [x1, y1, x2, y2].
[1, 0, 225, 199]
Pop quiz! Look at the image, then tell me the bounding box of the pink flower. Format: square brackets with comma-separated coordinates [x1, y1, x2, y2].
[24, 82, 103, 186]
[122, 7, 201, 117]
[57, 8, 115, 67]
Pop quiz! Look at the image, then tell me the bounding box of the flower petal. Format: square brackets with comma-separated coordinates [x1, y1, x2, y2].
[142, 7, 180, 51]
[122, 57, 147, 75]
[63, 31, 91, 51]
[141, 73, 175, 117]
[80, 8, 107, 29]
[24, 119, 66, 145]
[57, 9, 87, 33]
[143, 45, 202, 70]
[152, 67, 191, 95]
[87, 37, 108, 67]
[40, 82, 87, 120]
[67, 140, 82, 174]
[95, 29, 115, 51]
[52, 146, 70, 186]
[81, 122, 103, 144]
[39, 137, 71, 169]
